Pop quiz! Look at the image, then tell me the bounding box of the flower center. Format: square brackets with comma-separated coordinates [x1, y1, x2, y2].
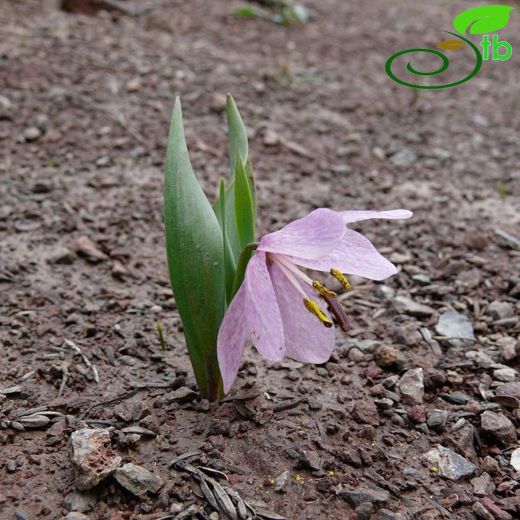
[269, 253, 350, 329]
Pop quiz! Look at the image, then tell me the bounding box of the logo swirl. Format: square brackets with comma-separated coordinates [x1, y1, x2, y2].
[385, 32, 483, 89]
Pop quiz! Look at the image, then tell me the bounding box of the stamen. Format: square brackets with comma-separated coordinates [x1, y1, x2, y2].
[330, 268, 352, 292]
[323, 295, 348, 332]
[304, 298, 333, 328]
[312, 281, 337, 298]
[274, 254, 314, 286]
[273, 258, 308, 299]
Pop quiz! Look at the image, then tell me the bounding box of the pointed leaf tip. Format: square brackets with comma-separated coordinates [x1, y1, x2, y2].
[164, 98, 226, 400]
[226, 95, 248, 180]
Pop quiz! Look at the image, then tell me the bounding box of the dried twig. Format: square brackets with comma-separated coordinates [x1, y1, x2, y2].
[171, 453, 283, 520]
[64, 339, 100, 383]
[79, 388, 140, 419]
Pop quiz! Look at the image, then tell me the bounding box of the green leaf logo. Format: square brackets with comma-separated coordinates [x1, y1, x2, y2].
[453, 5, 514, 35]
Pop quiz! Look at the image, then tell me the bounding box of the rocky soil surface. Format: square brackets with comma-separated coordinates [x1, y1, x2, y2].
[1, 0, 519, 519]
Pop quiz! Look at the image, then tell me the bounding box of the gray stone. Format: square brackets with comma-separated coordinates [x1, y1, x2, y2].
[494, 229, 520, 250]
[397, 368, 424, 405]
[378, 510, 405, 520]
[495, 382, 520, 400]
[47, 247, 76, 265]
[455, 423, 478, 461]
[263, 128, 280, 146]
[389, 252, 412, 264]
[63, 491, 95, 512]
[389, 148, 417, 166]
[466, 350, 495, 368]
[209, 92, 227, 113]
[473, 114, 489, 127]
[114, 463, 163, 496]
[435, 310, 474, 346]
[168, 386, 198, 403]
[70, 428, 122, 490]
[170, 503, 183, 514]
[427, 409, 449, 431]
[487, 301, 515, 320]
[0, 94, 12, 112]
[480, 411, 517, 444]
[338, 486, 389, 507]
[473, 502, 494, 520]
[375, 285, 395, 300]
[301, 449, 321, 471]
[274, 470, 289, 492]
[424, 445, 476, 481]
[471, 472, 494, 496]
[355, 501, 374, 520]
[23, 126, 42, 141]
[493, 367, 517, 382]
[497, 337, 518, 362]
[510, 447, 520, 472]
[73, 236, 108, 262]
[354, 339, 381, 354]
[412, 273, 431, 286]
[393, 296, 435, 317]
[126, 77, 142, 92]
[374, 398, 394, 410]
[65, 513, 90, 520]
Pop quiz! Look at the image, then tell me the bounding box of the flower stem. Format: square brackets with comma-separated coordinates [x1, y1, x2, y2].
[229, 242, 258, 303]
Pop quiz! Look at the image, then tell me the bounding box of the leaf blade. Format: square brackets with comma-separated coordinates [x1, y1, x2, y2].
[214, 179, 237, 302]
[164, 98, 225, 400]
[226, 94, 249, 180]
[234, 155, 255, 250]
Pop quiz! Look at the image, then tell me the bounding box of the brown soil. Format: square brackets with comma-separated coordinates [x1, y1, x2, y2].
[1, 1, 519, 519]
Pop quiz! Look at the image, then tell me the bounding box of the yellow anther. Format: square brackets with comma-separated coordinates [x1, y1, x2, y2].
[330, 268, 351, 291]
[303, 298, 333, 327]
[312, 280, 337, 298]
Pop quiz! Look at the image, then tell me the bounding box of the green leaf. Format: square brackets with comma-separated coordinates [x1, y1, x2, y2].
[220, 181, 240, 263]
[214, 179, 237, 303]
[164, 98, 226, 401]
[230, 243, 257, 301]
[245, 158, 256, 214]
[213, 179, 225, 229]
[214, 95, 255, 265]
[234, 155, 255, 250]
[226, 94, 249, 180]
[453, 5, 513, 35]
[233, 6, 270, 21]
[497, 181, 508, 201]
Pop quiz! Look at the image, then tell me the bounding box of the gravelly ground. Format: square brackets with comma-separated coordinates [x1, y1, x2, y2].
[1, 1, 519, 519]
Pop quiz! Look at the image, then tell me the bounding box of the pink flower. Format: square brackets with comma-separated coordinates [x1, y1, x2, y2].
[217, 208, 412, 393]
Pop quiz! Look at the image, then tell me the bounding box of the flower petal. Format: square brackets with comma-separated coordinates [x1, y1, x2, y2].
[217, 282, 250, 394]
[269, 262, 335, 363]
[258, 208, 345, 260]
[340, 209, 412, 224]
[245, 251, 286, 362]
[288, 228, 398, 280]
